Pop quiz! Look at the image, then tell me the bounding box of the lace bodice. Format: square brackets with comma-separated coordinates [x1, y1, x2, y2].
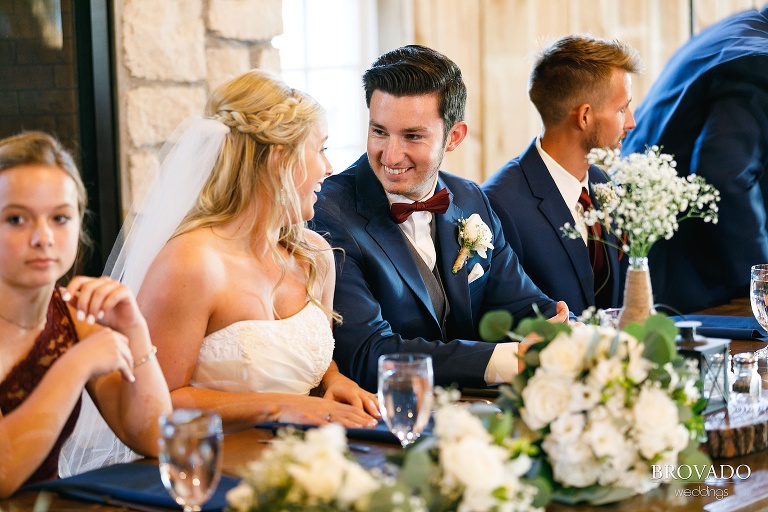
[191, 301, 334, 395]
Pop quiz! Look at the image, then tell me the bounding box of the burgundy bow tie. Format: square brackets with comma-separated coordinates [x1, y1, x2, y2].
[390, 188, 451, 224]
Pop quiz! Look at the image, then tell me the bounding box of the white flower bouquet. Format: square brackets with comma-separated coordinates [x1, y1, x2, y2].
[225, 390, 544, 512]
[479, 311, 710, 505]
[225, 424, 382, 512]
[562, 146, 719, 262]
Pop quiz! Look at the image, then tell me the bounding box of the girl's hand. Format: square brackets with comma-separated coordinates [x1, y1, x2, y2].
[65, 327, 136, 383]
[63, 276, 145, 333]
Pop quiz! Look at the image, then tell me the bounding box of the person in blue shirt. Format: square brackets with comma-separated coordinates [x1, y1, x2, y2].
[622, 6, 768, 312]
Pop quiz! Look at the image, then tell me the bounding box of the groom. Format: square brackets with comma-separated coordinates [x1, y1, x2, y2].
[312, 45, 571, 392]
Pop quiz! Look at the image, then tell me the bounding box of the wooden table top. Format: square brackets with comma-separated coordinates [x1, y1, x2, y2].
[3, 299, 768, 512]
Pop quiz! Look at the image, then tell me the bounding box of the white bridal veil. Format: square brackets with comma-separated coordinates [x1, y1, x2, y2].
[59, 116, 229, 476]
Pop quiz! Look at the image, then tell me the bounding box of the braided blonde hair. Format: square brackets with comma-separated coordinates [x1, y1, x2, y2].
[173, 69, 332, 319]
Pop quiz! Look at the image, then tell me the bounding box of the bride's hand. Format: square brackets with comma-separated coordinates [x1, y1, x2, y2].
[323, 376, 381, 419]
[276, 396, 379, 428]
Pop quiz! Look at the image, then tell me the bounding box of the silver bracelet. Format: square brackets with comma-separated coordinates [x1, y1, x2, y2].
[133, 345, 158, 368]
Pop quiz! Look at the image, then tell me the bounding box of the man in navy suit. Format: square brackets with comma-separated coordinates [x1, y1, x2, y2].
[312, 45, 570, 391]
[483, 35, 642, 317]
[622, 7, 768, 313]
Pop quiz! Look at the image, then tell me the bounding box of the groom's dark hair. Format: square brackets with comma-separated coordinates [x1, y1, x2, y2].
[362, 45, 466, 141]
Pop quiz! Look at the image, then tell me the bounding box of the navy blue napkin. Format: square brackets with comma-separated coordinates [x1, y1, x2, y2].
[672, 315, 768, 341]
[25, 463, 240, 512]
[256, 419, 421, 444]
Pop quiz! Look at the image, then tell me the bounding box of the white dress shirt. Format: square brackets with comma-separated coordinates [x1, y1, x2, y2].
[535, 137, 590, 245]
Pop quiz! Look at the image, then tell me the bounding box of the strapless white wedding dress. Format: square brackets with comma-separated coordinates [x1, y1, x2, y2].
[59, 302, 334, 477]
[191, 301, 334, 394]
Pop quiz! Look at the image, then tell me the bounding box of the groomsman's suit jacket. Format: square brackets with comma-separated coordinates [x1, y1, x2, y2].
[483, 140, 624, 317]
[312, 154, 558, 391]
[622, 6, 768, 312]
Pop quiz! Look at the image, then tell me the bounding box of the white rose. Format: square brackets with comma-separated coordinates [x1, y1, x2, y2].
[634, 430, 669, 460]
[539, 330, 587, 377]
[552, 457, 600, 488]
[225, 482, 255, 512]
[548, 412, 586, 441]
[336, 460, 380, 509]
[626, 340, 652, 383]
[287, 457, 344, 502]
[461, 213, 494, 257]
[542, 436, 592, 464]
[457, 487, 498, 512]
[587, 357, 623, 389]
[520, 370, 573, 430]
[298, 423, 348, 460]
[664, 424, 691, 453]
[433, 404, 491, 443]
[616, 464, 659, 494]
[632, 385, 679, 436]
[440, 436, 507, 492]
[569, 382, 601, 412]
[583, 419, 625, 459]
[504, 453, 532, 478]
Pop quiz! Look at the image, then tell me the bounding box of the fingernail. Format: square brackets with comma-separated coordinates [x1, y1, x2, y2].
[86, 314, 95, 324]
[62, 291, 71, 301]
[128, 373, 136, 383]
[368, 419, 378, 427]
[97, 310, 105, 320]
[76, 310, 85, 321]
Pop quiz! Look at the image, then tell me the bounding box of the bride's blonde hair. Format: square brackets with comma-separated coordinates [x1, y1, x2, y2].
[174, 69, 331, 318]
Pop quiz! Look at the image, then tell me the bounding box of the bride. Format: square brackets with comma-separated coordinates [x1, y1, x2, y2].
[61, 70, 379, 474]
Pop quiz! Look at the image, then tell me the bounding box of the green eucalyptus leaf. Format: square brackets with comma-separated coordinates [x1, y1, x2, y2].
[527, 475, 553, 508]
[677, 403, 693, 423]
[643, 314, 678, 343]
[642, 331, 675, 365]
[400, 449, 435, 487]
[488, 410, 514, 444]
[552, 485, 635, 506]
[479, 310, 514, 342]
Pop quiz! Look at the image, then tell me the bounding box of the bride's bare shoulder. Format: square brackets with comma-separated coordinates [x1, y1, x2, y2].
[303, 228, 332, 252]
[146, 229, 225, 286]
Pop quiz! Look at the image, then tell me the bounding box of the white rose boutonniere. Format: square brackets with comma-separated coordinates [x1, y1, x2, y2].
[452, 213, 494, 273]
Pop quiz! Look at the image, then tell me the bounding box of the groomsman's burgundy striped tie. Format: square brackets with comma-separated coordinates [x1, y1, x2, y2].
[579, 187, 611, 308]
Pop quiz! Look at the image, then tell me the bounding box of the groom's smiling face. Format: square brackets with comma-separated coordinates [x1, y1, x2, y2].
[366, 90, 450, 201]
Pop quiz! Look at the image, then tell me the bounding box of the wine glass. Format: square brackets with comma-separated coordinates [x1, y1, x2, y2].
[750, 264, 768, 332]
[158, 409, 223, 512]
[378, 353, 434, 447]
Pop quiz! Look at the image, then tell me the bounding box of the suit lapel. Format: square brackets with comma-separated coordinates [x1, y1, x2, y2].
[354, 161, 440, 324]
[520, 145, 593, 303]
[433, 181, 475, 330]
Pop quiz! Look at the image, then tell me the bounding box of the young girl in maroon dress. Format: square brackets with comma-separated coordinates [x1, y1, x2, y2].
[0, 132, 171, 497]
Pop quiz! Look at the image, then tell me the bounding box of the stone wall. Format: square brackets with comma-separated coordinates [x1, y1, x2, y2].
[115, 0, 282, 211]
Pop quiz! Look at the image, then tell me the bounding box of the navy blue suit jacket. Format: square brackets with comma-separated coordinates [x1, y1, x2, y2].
[311, 155, 558, 391]
[483, 140, 624, 317]
[623, 7, 768, 312]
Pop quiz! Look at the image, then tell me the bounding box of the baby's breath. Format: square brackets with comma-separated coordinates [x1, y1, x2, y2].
[562, 146, 720, 262]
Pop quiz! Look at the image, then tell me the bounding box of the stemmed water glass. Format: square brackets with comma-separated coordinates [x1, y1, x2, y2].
[750, 264, 768, 333]
[158, 409, 223, 512]
[378, 353, 434, 447]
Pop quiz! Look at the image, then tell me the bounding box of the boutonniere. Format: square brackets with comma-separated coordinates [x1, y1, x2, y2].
[452, 213, 494, 273]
